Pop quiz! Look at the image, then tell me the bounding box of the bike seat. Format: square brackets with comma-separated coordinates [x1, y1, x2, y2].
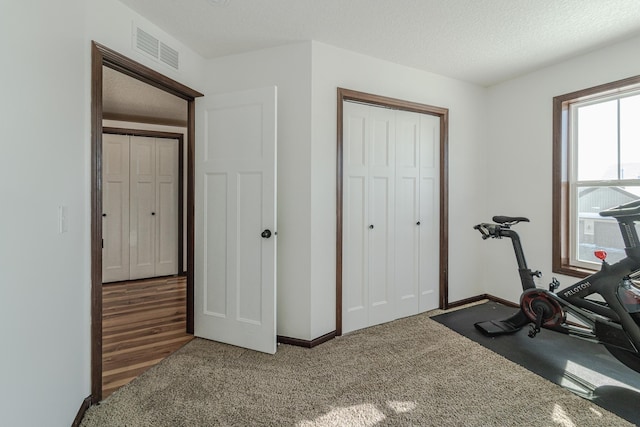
[492, 216, 529, 225]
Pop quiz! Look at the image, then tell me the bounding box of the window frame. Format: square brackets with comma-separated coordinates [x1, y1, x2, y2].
[553, 75, 640, 277]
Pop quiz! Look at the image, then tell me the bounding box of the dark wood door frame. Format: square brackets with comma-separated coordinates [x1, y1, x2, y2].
[335, 88, 449, 336]
[91, 41, 203, 403]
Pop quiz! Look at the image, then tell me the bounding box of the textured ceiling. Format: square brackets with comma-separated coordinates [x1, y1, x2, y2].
[103, 66, 187, 126]
[119, 0, 640, 87]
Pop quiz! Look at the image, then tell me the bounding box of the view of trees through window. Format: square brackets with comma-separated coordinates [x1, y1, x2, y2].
[573, 92, 640, 265]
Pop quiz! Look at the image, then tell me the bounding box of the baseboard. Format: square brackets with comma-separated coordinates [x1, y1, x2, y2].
[279, 295, 518, 347]
[447, 294, 518, 309]
[277, 330, 337, 348]
[72, 396, 92, 427]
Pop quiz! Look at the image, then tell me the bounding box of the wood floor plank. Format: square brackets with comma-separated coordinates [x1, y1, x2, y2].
[102, 275, 192, 399]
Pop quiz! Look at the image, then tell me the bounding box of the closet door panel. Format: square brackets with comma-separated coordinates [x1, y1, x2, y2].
[130, 136, 157, 280]
[102, 134, 130, 283]
[155, 138, 179, 276]
[342, 104, 369, 334]
[368, 110, 395, 327]
[395, 112, 421, 317]
[419, 114, 440, 311]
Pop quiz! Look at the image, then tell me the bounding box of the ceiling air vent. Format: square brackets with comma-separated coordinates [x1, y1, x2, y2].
[133, 24, 180, 70]
[159, 43, 179, 70]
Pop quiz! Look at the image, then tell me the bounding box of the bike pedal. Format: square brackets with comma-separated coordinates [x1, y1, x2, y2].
[528, 324, 540, 338]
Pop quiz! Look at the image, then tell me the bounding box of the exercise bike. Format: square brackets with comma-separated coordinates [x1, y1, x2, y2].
[473, 199, 640, 374]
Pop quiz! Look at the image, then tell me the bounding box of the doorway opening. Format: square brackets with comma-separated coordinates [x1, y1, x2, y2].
[91, 41, 203, 402]
[335, 88, 449, 336]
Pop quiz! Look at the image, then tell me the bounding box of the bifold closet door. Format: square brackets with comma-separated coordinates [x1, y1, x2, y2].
[342, 102, 441, 334]
[395, 111, 421, 318]
[102, 134, 131, 283]
[342, 102, 396, 334]
[418, 113, 440, 311]
[102, 134, 179, 283]
[129, 137, 157, 279]
[154, 138, 179, 277]
[129, 136, 179, 280]
[395, 111, 441, 316]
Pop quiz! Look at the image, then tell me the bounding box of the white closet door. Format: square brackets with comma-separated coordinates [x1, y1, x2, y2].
[419, 114, 440, 311]
[102, 134, 130, 283]
[129, 136, 157, 280]
[395, 110, 421, 318]
[342, 102, 396, 333]
[154, 138, 179, 276]
[343, 102, 440, 334]
[343, 103, 370, 333]
[368, 106, 396, 328]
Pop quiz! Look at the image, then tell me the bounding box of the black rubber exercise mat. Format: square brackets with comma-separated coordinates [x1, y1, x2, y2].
[432, 301, 640, 425]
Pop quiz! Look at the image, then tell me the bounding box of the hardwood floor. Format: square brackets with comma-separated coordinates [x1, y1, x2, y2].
[102, 275, 193, 398]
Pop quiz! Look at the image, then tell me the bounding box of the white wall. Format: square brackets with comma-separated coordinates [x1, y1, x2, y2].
[0, 2, 88, 426]
[204, 43, 314, 340]
[485, 35, 640, 302]
[204, 42, 488, 341]
[0, 1, 205, 425]
[86, 0, 205, 91]
[310, 42, 489, 338]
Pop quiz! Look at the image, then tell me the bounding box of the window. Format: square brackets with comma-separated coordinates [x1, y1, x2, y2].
[554, 76, 640, 277]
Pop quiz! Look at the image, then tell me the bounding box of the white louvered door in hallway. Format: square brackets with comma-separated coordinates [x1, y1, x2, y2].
[342, 101, 440, 334]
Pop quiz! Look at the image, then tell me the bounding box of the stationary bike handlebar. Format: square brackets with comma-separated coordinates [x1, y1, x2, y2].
[473, 223, 500, 239]
[600, 199, 640, 218]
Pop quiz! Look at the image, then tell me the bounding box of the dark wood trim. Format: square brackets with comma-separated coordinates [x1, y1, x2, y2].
[103, 112, 187, 128]
[71, 396, 92, 427]
[447, 294, 519, 309]
[101, 273, 186, 287]
[335, 92, 344, 337]
[90, 42, 104, 404]
[446, 294, 489, 309]
[95, 42, 203, 101]
[102, 127, 185, 275]
[552, 74, 640, 278]
[277, 331, 337, 348]
[91, 40, 202, 403]
[335, 87, 449, 335]
[439, 110, 450, 309]
[482, 294, 519, 308]
[186, 100, 196, 334]
[102, 127, 183, 139]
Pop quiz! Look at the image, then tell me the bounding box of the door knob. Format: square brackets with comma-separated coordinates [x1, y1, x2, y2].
[369, 225, 374, 229]
[102, 213, 107, 217]
[416, 221, 421, 225]
[151, 212, 156, 216]
[261, 229, 272, 238]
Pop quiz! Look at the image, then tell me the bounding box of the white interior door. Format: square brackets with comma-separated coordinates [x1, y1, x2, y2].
[419, 114, 440, 311]
[343, 102, 440, 334]
[129, 136, 157, 280]
[155, 138, 179, 277]
[102, 133, 130, 283]
[195, 86, 277, 354]
[342, 103, 370, 333]
[395, 111, 421, 318]
[368, 107, 396, 327]
[342, 102, 396, 333]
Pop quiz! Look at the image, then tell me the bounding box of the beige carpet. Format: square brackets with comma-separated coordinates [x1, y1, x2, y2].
[81, 311, 632, 426]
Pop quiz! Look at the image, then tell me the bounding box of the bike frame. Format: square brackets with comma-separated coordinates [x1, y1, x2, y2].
[481, 203, 640, 354]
